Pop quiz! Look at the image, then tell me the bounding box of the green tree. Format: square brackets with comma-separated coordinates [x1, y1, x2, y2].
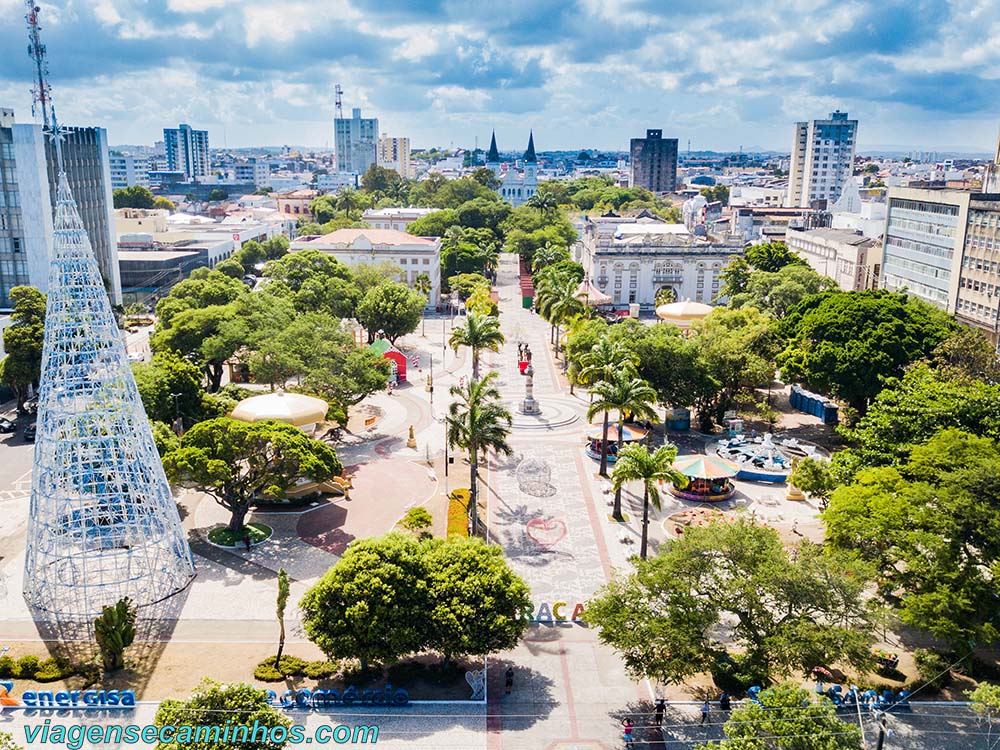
[778, 291, 955, 413]
[154, 680, 292, 750]
[575, 336, 638, 397]
[530, 242, 570, 273]
[113, 185, 155, 209]
[214, 258, 245, 279]
[207, 188, 228, 202]
[586, 371, 658, 515]
[423, 536, 531, 666]
[153, 196, 176, 211]
[302, 346, 389, 425]
[611, 443, 684, 558]
[360, 164, 403, 196]
[153, 269, 246, 328]
[407, 209, 460, 237]
[535, 272, 586, 356]
[788, 457, 835, 504]
[356, 283, 426, 344]
[274, 569, 289, 667]
[744, 242, 806, 272]
[94, 597, 136, 672]
[399, 507, 433, 535]
[526, 192, 558, 215]
[468, 167, 501, 190]
[151, 304, 240, 392]
[824, 428, 1000, 647]
[447, 372, 512, 535]
[307, 195, 339, 224]
[455, 197, 510, 234]
[633, 324, 712, 416]
[699, 184, 730, 205]
[969, 682, 1000, 750]
[164, 418, 342, 533]
[585, 520, 879, 685]
[696, 684, 862, 750]
[730, 264, 836, 316]
[0, 286, 46, 411]
[448, 273, 491, 301]
[300, 533, 429, 671]
[931, 326, 1000, 383]
[449, 313, 505, 380]
[133, 350, 220, 427]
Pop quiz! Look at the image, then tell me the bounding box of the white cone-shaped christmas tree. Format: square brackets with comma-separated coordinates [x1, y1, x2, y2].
[23, 174, 195, 619]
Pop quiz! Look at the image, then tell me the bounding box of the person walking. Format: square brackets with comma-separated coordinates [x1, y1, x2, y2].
[621, 717, 635, 748]
[700, 699, 710, 725]
[504, 666, 514, 695]
[719, 692, 731, 712]
[654, 698, 666, 726]
[242, 532, 252, 552]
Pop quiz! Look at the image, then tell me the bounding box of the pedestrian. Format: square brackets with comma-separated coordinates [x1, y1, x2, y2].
[654, 698, 666, 726]
[621, 717, 635, 748]
[719, 692, 731, 712]
[504, 666, 514, 695]
[700, 699, 710, 725]
[242, 532, 251, 552]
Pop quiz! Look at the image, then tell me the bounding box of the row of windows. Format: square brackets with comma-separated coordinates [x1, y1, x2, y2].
[398, 258, 431, 265]
[885, 235, 954, 260]
[962, 255, 999, 273]
[884, 274, 949, 306]
[959, 276, 999, 295]
[883, 257, 950, 284]
[887, 215, 956, 240]
[890, 199, 959, 217]
[957, 298, 999, 320]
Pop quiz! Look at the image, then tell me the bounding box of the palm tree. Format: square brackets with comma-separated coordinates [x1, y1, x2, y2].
[535, 273, 585, 357]
[335, 189, 361, 219]
[531, 241, 569, 273]
[577, 338, 639, 397]
[447, 372, 512, 535]
[449, 313, 505, 380]
[611, 443, 685, 558]
[586, 372, 658, 518]
[527, 192, 558, 216]
[415, 272, 432, 336]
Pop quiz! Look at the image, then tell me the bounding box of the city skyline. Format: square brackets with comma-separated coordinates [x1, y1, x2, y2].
[0, 0, 998, 153]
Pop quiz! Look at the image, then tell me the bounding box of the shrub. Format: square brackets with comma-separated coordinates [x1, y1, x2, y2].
[34, 658, 72, 683]
[400, 507, 433, 533]
[0, 656, 15, 678]
[303, 661, 338, 680]
[253, 663, 285, 682]
[914, 649, 953, 691]
[276, 655, 309, 676]
[17, 655, 40, 679]
[447, 489, 470, 537]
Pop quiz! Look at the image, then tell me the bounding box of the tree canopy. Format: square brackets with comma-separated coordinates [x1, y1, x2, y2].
[0, 286, 46, 411]
[356, 283, 426, 344]
[113, 185, 155, 209]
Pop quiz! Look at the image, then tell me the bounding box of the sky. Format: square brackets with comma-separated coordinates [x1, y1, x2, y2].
[0, 0, 999, 153]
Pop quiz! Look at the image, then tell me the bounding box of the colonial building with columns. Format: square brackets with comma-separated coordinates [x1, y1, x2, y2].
[578, 216, 743, 307]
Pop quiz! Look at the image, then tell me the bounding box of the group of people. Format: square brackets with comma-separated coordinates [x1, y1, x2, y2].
[620, 694, 732, 747]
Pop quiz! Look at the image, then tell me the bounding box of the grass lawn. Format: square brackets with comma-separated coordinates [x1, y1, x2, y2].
[208, 522, 272, 547]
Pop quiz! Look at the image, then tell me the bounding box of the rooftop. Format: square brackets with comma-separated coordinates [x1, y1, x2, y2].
[790, 227, 878, 247]
[118, 250, 204, 261]
[297, 228, 439, 248]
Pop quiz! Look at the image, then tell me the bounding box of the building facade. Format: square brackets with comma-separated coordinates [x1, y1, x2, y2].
[234, 158, 269, 188]
[335, 108, 378, 175]
[489, 131, 538, 207]
[579, 216, 741, 306]
[163, 124, 210, 181]
[109, 153, 151, 190]
[786, 111, 857, 208]
[377, 135, 412, 179]
[361, 207, 437, 231]
[953, 196, 1000, 344]
[290, 228, 440, 306]
[785, 227, 879, 292]
[275, 189, 318, 219]
[629, 129, 678, 193]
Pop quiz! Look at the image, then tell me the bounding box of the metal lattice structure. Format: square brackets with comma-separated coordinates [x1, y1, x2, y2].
[22, 175, 195, 618]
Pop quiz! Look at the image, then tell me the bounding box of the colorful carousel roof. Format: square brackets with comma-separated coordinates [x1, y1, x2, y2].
[673, 454, 740, 479]
[588, 423, 648, 443]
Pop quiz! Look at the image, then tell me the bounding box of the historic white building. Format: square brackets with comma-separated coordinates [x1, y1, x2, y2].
[290, 228, 441, 306]
[487, 131, 538, 207]
[579, 216, 743, 307]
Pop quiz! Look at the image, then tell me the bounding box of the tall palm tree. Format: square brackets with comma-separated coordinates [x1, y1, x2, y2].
[335, 189, 361, 219]
[535, 274, 585, 357]
[449, 313, 505, 380]
[577, 338, 639, 396]
[531, 241, 569, 273]
[586, 372, 658, 518]
[447, 372, 512, 535]
[415, 273, 432, 336]
[527, 192, 558, 216]
[611, 443, 685, 558]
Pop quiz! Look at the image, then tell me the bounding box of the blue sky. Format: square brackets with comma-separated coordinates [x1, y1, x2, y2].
[0, 0, 998, 152]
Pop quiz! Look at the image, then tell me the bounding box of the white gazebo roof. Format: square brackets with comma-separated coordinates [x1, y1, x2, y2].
[655, 300, 715, 321]
[230, 389, 329, 427]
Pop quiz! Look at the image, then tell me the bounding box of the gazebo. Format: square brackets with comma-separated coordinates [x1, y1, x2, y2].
[585, 423, 648, 462]
[230, 389, 329, 433]
[574, 277, 612, 307]
[669, 454, 739, 502]
[655, 300, 715, 328]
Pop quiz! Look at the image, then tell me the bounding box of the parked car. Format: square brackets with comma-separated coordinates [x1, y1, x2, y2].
[24, 423, 36, 441]
[0, 417, 15, 433]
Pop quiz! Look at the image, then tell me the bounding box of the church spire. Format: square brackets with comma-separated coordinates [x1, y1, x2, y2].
[523, 130, 537, 163]
[486, 130, 499, 164]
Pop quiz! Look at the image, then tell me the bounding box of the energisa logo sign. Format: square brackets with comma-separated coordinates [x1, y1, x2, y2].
[0, 681, 136, 710]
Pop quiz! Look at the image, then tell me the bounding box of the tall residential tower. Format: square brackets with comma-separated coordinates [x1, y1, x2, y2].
[786, 110, 857, 208]
[163, 123, 209, 181]
[335, 107, 378, 175]
[629, 129, 678, 193]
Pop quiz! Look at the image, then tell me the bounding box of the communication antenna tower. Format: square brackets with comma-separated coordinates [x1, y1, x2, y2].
[24, 1, 63, 170]
[335, 83, 343, 119]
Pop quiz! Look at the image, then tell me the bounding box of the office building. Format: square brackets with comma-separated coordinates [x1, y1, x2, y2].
[234, 158, 269, 188]
[786, 111, 857, 208]
[334, 108, 378, 175]
[378, 135, 413, 179]
[163, 123, 210, 181]
[291, 228, 440, 306]
[785, 228, 879, 292]
[316, 172, 357, 192]
[953, 195, 1000, 345]
[629, 129, 678, 193]
[109, 153, 151, 189]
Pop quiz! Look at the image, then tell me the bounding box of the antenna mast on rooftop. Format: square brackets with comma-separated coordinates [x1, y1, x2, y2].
[335, 83, 343, 119]
[24, 1, 63, 170]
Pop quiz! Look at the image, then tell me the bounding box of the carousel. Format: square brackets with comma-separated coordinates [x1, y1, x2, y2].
[585, 423, 648, 463]
[669, 454, 740, 502]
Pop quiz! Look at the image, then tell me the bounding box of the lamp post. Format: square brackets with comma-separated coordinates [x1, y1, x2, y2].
[170, 392, 183, 435]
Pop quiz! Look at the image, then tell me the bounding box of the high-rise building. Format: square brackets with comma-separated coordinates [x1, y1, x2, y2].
[0, 109, 119, 308]
[629, 129, 678, 193]
[46, 126, 121, 303]
[109, 153, 151, 189]
[163, 123, 210, 181]
[335, 107, 378, 175]
[234, 157, 269, 187]
[378, 135, 412, 179]
[786, 111, 857, 208]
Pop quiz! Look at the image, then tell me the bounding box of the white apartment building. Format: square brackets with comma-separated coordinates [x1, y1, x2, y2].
[579, 216, 742, 306]
[163, 123, 210, 181]
[785, 227, 879, 292]
[829, 182, 886, 239]
[334, 108, 378, 175]
[378, 135, 413, 179]
[316, 172, 358, 192]
[361, 207, 437, 231]
[234, 158, 269, 188]
[290, 228, 440, 306]
[109, 153, 151, 190]
[786, 111, 857, 208]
